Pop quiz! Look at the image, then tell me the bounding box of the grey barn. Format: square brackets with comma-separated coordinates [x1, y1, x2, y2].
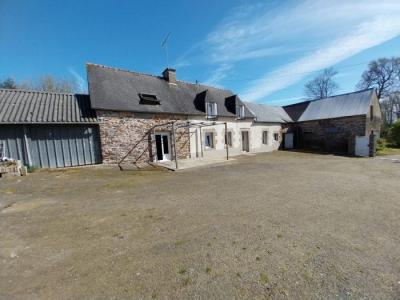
[0, 89, 101, 168]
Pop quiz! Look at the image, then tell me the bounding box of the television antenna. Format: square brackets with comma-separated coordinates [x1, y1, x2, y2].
[161, 32, 172, 67]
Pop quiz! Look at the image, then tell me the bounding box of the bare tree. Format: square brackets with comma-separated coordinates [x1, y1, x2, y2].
[304, 68, 339, 99]
[381, 92, 400, 125]
[357, 57, 400, 99]
[36, 75, 77, 93]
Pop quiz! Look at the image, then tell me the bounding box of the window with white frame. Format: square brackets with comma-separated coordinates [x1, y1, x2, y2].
[236, 105, 245, 119]
[205, 132, 214, 148]
[262, 131, 269, 145]
[206, 102, 218, 118]
[226, 131, 233, 147]
[273, 132, 279, 141]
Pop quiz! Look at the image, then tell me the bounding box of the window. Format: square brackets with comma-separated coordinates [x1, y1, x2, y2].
[139, 93, 160, 105]
[226, 131, 232, 147]
[370, 105, 374, 121]
[206, 102, 218, 118]
[205, 132, 214, 148]
[236, 105, 245, 119]
[273, 133, 279, 142]
[262, 131, 269, 145]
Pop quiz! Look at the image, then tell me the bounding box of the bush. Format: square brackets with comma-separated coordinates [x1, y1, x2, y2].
[389, 120, 400, 147]
[376, 138, 386, 151]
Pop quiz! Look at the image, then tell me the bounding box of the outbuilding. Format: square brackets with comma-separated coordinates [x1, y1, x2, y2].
[0, 89, 101, 168]
[283, 89, 381, 156]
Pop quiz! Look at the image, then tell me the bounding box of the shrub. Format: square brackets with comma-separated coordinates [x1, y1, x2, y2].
[389, 120, 400, 147]
[376, 138, 386, 151]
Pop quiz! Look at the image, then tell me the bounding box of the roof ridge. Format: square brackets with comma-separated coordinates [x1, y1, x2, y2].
[87, 62, 234, 94]
[86, 62, 163, 80]
[310, 88, 374, 102]
[0, 88, 86, 96]
[177, 79, 233, 93]
[283, 88, 374, 108]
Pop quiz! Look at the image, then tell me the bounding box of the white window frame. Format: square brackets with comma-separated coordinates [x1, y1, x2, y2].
[236, 105, 245, 119]
[204, 132, 214, 149]
[226, 131, 233, 147]
[273, 132, 279, 142]
[262, 131, 269, 145]
[206, 102, 218, 118]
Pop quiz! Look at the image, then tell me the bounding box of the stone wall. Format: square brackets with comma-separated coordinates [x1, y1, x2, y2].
[294, 115, 366, 155]
[97, 111, 190, 165]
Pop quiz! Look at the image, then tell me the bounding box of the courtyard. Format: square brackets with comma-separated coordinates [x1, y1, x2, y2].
[0, 151, 399, 299]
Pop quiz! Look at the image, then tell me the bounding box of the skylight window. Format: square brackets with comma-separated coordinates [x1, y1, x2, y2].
[139, 93, 160, 105]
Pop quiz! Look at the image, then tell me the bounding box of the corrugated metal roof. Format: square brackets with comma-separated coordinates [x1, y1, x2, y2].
[297, 89, 375, 122]
[244, 102, 293, 123]
[0, 89, 97, 124]
[87, 63, 254, 118]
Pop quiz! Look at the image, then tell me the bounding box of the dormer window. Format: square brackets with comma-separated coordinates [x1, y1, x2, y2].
[206, 102, 218, 118]
[236, 105, 245, 119]
[139, 93, 160, 105]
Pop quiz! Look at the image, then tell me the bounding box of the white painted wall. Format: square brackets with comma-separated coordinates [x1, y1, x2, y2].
[188, 116, 283, 159]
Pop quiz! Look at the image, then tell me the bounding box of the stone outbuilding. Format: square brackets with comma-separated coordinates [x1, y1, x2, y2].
[283, 89, 381, 156]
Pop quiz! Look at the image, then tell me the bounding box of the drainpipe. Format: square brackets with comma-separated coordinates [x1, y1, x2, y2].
[225, 122, 229, 160]
[23, 126, 32, 167]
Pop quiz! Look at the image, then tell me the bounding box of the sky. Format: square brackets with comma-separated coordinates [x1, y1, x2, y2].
[1, 0, 400, 105]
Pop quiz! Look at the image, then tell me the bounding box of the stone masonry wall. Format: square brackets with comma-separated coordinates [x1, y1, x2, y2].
[295, 115, 366, 155]
[97, 111, 190, 165]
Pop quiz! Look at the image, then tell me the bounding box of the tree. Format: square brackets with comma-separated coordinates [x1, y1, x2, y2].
[357, 57, 400, 99]
[0, 78, 17, 89]
[389, 119, 400, 147]
[36, 75, 77, 93]
[304, 68, 339, 99]
[381, 92, 400, 125]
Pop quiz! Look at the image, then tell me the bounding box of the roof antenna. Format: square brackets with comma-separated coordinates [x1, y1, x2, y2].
[161, 32, 172, 68]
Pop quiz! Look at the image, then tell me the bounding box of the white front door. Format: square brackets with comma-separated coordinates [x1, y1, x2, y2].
[355, 135, 369, 157]
[155, 133, 171, 161]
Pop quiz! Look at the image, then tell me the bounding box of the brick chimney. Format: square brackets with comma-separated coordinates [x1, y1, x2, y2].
[162, 68, 176, 84]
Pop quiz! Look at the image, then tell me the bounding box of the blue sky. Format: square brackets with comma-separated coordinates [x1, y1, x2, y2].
[1, 0, 399, 105]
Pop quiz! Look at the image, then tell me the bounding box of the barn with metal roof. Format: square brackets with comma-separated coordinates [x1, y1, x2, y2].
[282, 89, 381, 156]
[0, 89, 101, 168]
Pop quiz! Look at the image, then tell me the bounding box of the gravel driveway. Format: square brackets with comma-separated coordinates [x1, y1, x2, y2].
[1, 151, 399, 299]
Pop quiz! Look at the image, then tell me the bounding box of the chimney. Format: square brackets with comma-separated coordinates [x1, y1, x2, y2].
[162, 68, 176, 84]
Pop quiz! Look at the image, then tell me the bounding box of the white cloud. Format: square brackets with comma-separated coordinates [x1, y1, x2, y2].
[68, 68, 87, 93]
[203, 64, 232, 87]
[199, 0, 400, 101]
[241, 15, 400, 101]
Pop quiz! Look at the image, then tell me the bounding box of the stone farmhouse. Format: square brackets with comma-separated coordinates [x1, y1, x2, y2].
[87, 63, 291, 167]
[0, 63, 381, 169]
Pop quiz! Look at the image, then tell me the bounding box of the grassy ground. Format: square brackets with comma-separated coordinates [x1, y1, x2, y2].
[1, 152, 400, 299]
[377, 146, 400, 156]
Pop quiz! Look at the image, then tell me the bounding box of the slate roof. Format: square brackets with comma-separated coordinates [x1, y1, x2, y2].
[297, 89, 376, 122]
[0, 89, 97, 124]
[244, 102, 293, 123]
[282, 101, 311, 122]
[87, 63, 254, 118]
